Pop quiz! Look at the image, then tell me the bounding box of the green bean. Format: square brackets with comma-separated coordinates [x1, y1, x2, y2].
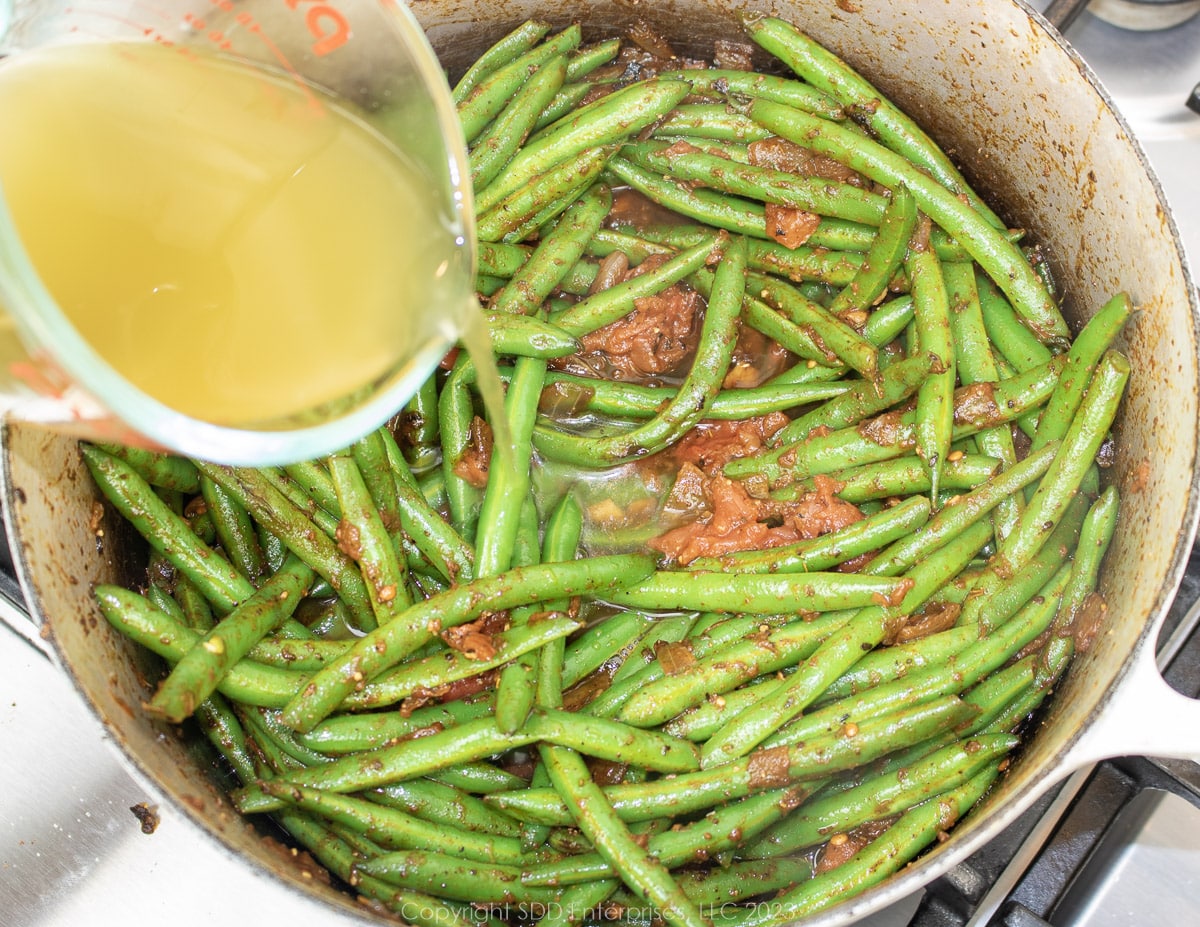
[451, 20, 554, 105]
[774, 355, 929, 444]
[977, 271, 1055, 374]
[470, 56, 569, 192]
[476, 78, 692, 214]
[541, 373, 849, 422]
[477, 273, 508, 297]
[750, 271, 879, 378]
[661, 678, 799, 744]
[1040, 486, 1120, 677]
[607, 570, 913, 617]
[243, 705, 334, 767]
[747, 99, 1068, 346]
[250, 473, 338, 561]
[700, 518, 992, 765]
[539, 881, 624, 927]
[535, 235, 746, 466]
[396, 373, 442, 468]
[1031, 292, 1133, 453]
[478, 239, 537, 278]
[475, 359, 547, 578]
[428, 763, 529, 796]
[959, 352, 1129, 630]
[567, 38, 621, 80]
[725, 764, 1002, 926]
[978, 673, 1058, 737]
[194, 693, 258, 782]
[763, 564, 1071, 752]
[610, 614, 698, 684]
[328, 451, 412, 624]
[772, 454, 1000, 504]
[828, 184, 917, 318]
[457, 26, 582, 144]
[619, 224, 866, 288]
[583, 614, 788, 720]
[280, 553, 656, 733]
[351, 429, 403, 526]
[94, 443, 200, 494]
[343, 617, 582, 711]
[735, 285, 844, 365]
[145, 551, 188, 624]
[673, 603, 976, 744]
[491, 694, 975, 826]
[945, 652, 1042, 737]
[687, 494, 931, 576]
[240, 634, 350, 667]
[604, 154, 773, 238]
[607, 155, 878, 252]
[82, 446, 257, 615]
[361, 848, 558, 906]
[520, 784, 819, 887]
[561, 611, 652, 690]
[907, 234, 955, 500]
[343, 619, 576, 715]
[296, 696, 494, 757]
[534, 79, 596, 132]
[724, 355, 1065, 487]
[193, 461, 378, 631]
[744, 16, 1005, 229]
[621, 139, 887, 226]
[95, 585, 306, 708]
[280, 459, 341, 520]
[379, 430, 476, 585]
[477, 146, 615, 242]
[492, 184, 612, 317]
[485, 311, 580, 357]
[617, 609, 855, 728]
[235, 717, 537, 812]
[439, 354, 484, 539]
[742, 733, 1016, 859]
[272, 815, 479, 927]
[862, 440, 1058, 578]
[813, 622, 982, 707]
[370, 778, 524, 839]
[255, 779, 528, 865]
[239, 702, 694, 815]
[944, 261, 1022, 539]
[494, 501, 546, 735]
[551, 233, 723, 337]
[651, 104, 774, 142]
[255, 523, 288, 576]
[663, 68, 844, 118]
[539, 745, 710, 927]
[632, 219, 976, 284]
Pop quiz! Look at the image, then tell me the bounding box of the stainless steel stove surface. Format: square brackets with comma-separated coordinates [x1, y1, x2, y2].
[3, 3, 1200, 926]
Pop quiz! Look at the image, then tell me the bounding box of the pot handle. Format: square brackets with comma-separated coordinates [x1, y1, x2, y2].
[1061, 601, 1200, 769]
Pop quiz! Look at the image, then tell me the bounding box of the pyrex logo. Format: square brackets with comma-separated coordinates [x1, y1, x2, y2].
[285, 0, 350, 56]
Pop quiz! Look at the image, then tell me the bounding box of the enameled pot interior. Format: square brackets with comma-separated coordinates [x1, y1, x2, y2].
[3, 1, 1197, 924]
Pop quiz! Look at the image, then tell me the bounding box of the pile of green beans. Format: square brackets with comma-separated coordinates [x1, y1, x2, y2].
[89, 16, 1132, 927]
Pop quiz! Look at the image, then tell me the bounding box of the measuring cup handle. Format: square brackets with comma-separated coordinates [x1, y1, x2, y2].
[1062, 625, 1200, 768]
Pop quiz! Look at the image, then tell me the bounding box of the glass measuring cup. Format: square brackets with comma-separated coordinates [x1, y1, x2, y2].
[0, 0, 475, 465]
